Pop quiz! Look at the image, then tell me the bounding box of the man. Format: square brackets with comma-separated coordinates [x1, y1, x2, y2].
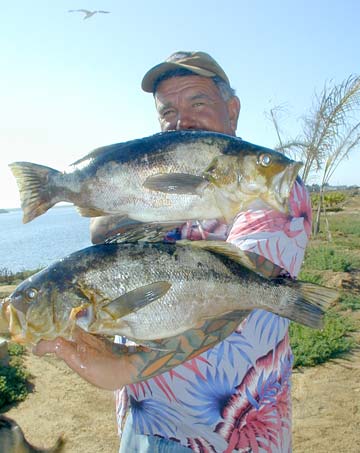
[35, 51, 312, 452]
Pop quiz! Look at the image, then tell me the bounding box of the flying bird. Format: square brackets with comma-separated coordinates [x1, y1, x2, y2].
[68, 9, 110, 20]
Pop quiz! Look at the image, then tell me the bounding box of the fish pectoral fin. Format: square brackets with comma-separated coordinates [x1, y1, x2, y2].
[177, 240, 259, 273]
[101, 281, 172, 319]
[77, 206, 110, 217]
[143, 173, 206, 194]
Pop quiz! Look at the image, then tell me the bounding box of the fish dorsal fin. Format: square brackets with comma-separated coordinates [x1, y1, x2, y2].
[101, 281, 171, 319]
[70, 141, 129, 166]
[105, 220, 183, 243]
[177, 239, 258, 273]
[143, 173, 206, 194]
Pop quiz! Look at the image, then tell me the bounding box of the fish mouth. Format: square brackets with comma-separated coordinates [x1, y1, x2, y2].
[3, 302, 28, 344]
[0, 299, 11, 337]
[273, 161, 303, 213]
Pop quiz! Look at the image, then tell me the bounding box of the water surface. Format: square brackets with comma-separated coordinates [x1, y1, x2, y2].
[0, 205, 91, 272]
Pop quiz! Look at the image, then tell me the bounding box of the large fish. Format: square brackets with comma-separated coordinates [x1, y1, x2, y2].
[0, 415, 64, 453]
[9, 131, 302, 224]
[1, 242, 337, 346]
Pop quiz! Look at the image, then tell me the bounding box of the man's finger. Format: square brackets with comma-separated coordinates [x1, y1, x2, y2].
[33, 337, 75, 358]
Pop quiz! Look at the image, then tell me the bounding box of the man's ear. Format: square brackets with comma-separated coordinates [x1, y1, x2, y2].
[227, 96, 241, 133]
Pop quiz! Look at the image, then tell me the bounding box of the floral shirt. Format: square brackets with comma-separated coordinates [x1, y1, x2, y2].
[115, 179, 312, 453]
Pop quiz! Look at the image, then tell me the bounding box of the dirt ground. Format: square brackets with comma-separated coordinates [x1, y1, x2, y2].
[292, 340, 360, 452]
[5, 353, 120, 453]
[1, 314, 358, 453]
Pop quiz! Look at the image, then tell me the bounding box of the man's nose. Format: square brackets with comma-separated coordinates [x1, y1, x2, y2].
[175, 111, 197, 130]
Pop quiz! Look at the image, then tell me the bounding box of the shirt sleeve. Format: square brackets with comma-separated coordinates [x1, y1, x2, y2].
[226, 178, 312, 278]
[180, 219, 228, 241]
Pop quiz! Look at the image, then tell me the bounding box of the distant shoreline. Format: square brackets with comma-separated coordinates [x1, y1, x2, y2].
[0, 204, 73, 213]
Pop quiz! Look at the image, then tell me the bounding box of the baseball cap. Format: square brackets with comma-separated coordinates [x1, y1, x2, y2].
[141, 51, 230, 93]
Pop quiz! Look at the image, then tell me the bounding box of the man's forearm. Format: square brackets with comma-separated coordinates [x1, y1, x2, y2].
[243, 250, 284, 278]
[90, 215, 129, 244]
[114, 313, 245, 383]
[33, 313, 244, 390]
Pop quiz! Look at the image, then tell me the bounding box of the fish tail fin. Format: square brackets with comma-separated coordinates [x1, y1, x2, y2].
[279, 281, 339, 329]
[9, 162, 61, 223]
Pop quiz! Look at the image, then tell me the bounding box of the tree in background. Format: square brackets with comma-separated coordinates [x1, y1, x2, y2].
[269, 75, 360, 237]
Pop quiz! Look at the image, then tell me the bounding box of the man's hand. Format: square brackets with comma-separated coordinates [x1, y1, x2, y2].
[33, 328, 146, 390]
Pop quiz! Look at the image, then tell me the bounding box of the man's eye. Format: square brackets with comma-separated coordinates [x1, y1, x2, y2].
[193, 102, 205, 108]
[162, 110, 175, 117]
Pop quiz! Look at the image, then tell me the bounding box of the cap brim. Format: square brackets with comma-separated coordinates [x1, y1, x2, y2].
[141, 62, 217, 93]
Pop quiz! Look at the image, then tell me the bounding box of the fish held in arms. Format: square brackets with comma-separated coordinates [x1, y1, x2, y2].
[9, 130, 302, 224]
[2, 241, 338, 347]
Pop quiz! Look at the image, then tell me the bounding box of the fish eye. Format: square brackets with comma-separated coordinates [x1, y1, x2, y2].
[259, 153, 272, 167]
[25, 288, 38, 301]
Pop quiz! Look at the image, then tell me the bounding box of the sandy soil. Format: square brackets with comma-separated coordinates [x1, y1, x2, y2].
[292, 344, 360, 452]
[5, 353, 119, 452]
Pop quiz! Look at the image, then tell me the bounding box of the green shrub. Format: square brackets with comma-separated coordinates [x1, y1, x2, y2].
[298, 270, 324, 285]
[303, 246, 353, 272]
[339, 292, 360, 311]
[327, 214, 360, 237]
[0, 343, 30, 408]
[0, 268, 40, 285]
[290, 311, 356, 368]
[311, 192, 346, 210]
[7, 343, 26, 357]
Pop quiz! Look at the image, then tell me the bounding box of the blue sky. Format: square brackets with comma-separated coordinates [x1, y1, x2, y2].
[1, 0, 359, 208]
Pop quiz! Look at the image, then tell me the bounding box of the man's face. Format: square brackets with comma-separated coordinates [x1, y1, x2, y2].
[154, 75, 240, 136]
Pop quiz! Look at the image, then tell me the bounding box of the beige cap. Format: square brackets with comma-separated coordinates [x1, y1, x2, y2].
[141, 51, 230, 93]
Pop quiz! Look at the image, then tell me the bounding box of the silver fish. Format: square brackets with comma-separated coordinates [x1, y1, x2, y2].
[0, 415, 64, 453]
[9, 131, 302, 224]
[2, 241, 337, 346]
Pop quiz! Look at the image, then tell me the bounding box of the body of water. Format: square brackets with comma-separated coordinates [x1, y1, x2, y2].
[0, 205, 92, 273]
